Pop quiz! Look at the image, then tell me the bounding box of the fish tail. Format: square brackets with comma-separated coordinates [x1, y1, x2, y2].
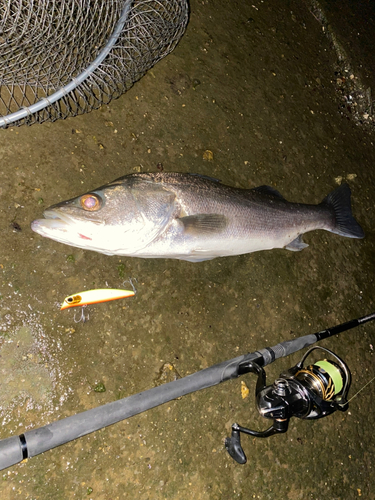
[322, 183, 364, 239]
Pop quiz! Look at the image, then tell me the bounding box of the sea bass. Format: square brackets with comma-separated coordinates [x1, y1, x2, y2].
[31, 172, 364, 262]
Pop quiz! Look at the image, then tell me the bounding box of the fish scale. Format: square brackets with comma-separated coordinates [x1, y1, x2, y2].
[31, 172, 364, 262]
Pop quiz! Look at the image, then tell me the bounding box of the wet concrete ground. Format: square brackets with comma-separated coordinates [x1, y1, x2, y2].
[0, 0, 374, 498]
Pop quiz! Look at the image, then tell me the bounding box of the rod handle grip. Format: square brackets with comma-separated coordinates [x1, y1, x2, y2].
[0, 435, 25, 471]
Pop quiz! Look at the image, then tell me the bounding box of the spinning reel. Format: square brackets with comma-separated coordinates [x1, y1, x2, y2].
[225, 346, 351, 464]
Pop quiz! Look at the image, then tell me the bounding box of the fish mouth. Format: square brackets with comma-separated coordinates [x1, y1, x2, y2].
[32, 209, 73, 232]
[31, 209, 94, 242]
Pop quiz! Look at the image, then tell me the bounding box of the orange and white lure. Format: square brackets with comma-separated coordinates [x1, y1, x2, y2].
[61, 289, 135, 310]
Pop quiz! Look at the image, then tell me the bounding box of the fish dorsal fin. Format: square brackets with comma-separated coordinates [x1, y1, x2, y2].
[252, 185, 285, 199]
[180, 214, 227, 235]
[285, 235, 309, 251]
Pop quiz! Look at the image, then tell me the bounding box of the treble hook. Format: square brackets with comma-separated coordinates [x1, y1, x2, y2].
[74, 305, 89, 323]
[123, 277, 137, 295]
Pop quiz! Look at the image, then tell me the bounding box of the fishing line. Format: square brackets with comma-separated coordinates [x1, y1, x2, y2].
[347, 375, 375, 403]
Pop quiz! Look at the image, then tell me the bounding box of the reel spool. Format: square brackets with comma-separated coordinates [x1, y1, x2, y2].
[225, 346, 351, 464]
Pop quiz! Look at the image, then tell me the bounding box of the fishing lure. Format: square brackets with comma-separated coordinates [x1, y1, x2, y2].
[61, 289, 135, 310]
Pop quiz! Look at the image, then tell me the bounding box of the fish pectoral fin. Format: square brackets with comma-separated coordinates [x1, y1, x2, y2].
[285, 235, 309, 251]
[179, 214, 227, 235]
[252, 185, 286, 199]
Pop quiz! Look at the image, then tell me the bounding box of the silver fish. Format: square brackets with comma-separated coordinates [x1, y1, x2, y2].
[31, 172, 364, 262]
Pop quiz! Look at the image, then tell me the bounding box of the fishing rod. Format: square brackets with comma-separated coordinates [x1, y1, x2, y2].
[0, 312, 374, 470]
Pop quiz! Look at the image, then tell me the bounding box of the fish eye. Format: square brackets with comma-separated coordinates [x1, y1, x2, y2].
[80, 193, 102, 211]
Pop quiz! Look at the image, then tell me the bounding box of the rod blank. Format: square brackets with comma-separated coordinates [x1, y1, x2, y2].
[0, 312, 373, 471]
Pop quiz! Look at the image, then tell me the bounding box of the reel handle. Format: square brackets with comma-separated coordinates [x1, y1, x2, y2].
[225, 419, 289, 464]
[225, 361, 290, 464]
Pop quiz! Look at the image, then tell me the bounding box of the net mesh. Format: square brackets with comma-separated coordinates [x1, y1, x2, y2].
[0, 0, 189, 126]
